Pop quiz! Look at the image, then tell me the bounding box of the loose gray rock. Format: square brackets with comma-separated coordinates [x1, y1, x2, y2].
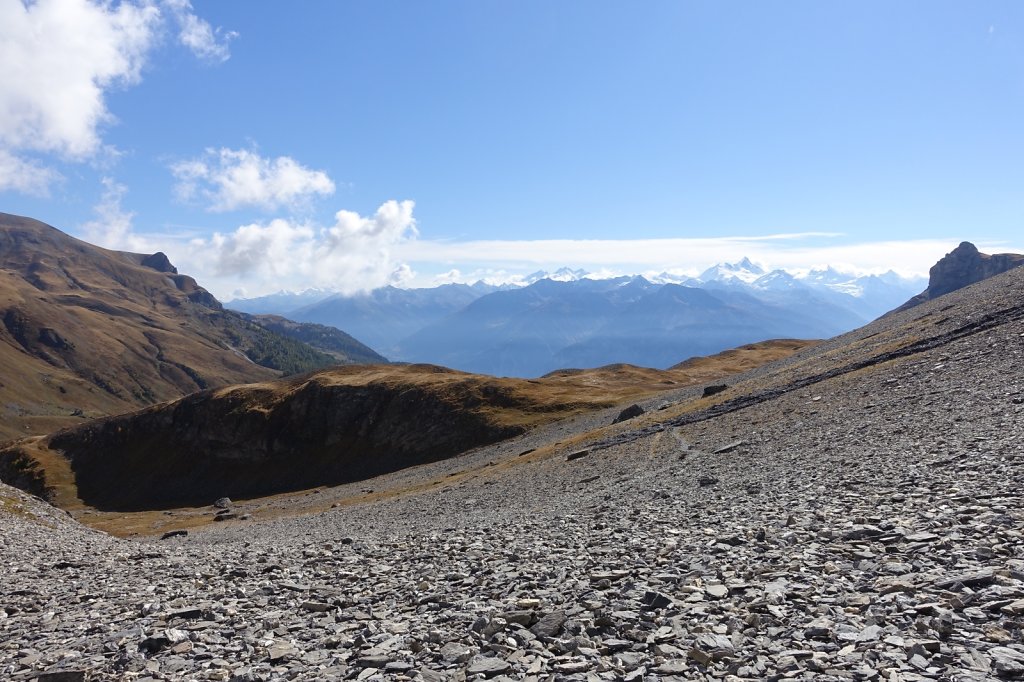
[530, 610, 567, 638]
[466, 656, 511, 676]
[613, 404, 645, 424]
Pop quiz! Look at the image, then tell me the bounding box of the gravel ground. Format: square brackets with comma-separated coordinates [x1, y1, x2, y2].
[2, 268, 1024, 682]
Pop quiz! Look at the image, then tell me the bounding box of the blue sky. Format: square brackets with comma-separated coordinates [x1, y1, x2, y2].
[1, 1, 1022, 298]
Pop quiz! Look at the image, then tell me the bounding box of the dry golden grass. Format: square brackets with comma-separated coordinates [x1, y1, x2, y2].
[669, 339, 815, 375]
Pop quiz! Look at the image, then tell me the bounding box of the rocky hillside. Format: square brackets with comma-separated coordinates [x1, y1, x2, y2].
[895, 241, 1024, 312]
[1, 262, 1022, 681]
[0, 340, 812, 512]
[0, 213, 367, 442]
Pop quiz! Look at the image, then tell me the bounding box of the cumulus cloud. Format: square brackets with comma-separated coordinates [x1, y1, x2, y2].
[171, 148, 336, 212]
[203, 218, 316, 276]
[0, 0, 159, 160]
[0, 149, 62, 196]
[0, 0, 234, 195]
[187, 200, 418, 295]
[164, 0, 237, 63]
[0, 0, 158, 193]
[80, 176, 158, 252]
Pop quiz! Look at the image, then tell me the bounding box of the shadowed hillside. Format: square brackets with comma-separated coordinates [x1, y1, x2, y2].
[0, 341, 814, 512]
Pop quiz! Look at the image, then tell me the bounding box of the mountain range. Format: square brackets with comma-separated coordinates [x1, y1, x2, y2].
[231, 260, 924, 377]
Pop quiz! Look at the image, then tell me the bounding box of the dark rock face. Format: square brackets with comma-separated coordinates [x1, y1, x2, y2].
[171, 274, 223, 310]
[141, 251, 178, 274]
[43, 375, 526, 510]
[702, 384, 728, 398]
[612, 403, 644, 424]
[895, 242, 1024, 312]
[0, 448, 49, 500]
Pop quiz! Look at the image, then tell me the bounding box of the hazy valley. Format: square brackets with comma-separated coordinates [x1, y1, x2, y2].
[230, 262, 923, 378]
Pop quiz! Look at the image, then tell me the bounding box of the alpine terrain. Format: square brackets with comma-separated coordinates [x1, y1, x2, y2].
[1, 243, 1023, 681]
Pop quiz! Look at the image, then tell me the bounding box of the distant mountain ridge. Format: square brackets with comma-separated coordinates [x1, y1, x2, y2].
[231, 261, 923, 377]
[238, 313, 387, 365]
[282, 283, 505, 356]
[397, 276, 864, 377]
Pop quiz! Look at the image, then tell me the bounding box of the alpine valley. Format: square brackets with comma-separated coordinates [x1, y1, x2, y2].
[229, 260, 924, 377]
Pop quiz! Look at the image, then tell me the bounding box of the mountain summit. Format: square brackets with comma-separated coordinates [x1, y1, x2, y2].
[698, 257, 765, 284]
[894, 241, 1024, 313]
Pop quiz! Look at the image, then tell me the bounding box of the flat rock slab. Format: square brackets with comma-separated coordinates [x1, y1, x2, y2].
[466, 656, 512, 676]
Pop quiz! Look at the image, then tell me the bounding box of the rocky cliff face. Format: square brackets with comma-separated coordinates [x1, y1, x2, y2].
[895, 241, 1024, 312]
[13, 364, 621, 510]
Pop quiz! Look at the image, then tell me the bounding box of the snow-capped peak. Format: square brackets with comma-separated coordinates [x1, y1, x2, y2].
[752, 269, 800, 290]
[524, 267, 591, 284]
[646, 271, 700, 286]
[698, 257, 766, 284]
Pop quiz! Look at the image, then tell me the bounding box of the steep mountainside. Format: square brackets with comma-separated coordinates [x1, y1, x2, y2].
[894, 241, 1024, 312]
[238, 313, 387, 365]
[0, 213, 347, 442]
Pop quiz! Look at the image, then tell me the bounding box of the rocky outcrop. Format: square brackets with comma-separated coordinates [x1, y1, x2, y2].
[140, 251, 177, 274]
[894, 241, 1024, 312]
[41, 376, 520, 510]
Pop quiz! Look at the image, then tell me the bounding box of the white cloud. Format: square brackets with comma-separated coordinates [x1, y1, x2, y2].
[0, 149, 62, 196]
[171, 148, 336, 212]
[164, 0, 237, 63]
[203, 218, 316, 276]
[185, 200, 418, 296]
[0, 0, 158, 194]
[80, 176, 157, 252]
[0, 0, 235, 196]
[388, 263, 416, 287]
[0, 0, 160, 161]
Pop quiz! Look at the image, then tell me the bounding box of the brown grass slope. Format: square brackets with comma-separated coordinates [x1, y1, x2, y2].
[0, 213, 344, 442]
[0, 340, 813, 513]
